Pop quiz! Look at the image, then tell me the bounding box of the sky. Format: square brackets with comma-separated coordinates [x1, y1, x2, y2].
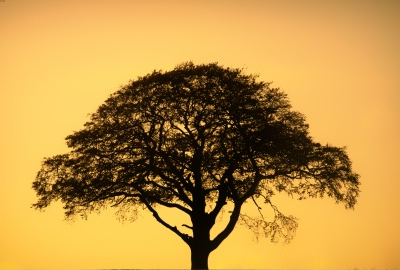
[1, 0, 399, 269]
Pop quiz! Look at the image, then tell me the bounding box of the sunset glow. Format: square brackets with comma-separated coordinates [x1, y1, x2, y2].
[1, 0, 399, 269]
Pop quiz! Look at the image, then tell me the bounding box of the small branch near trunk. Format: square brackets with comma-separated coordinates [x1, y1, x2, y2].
[182, 224, 193, 229]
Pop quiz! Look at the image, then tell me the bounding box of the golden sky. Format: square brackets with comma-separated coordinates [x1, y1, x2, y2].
[1, 0, 400, 268]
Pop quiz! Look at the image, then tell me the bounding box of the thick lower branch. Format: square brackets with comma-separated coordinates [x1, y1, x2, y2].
[141, 197, 192, 245]
[210, 202, 242, 252]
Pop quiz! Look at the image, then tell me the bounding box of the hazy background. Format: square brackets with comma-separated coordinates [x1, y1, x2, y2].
[1, 0, 399, 268]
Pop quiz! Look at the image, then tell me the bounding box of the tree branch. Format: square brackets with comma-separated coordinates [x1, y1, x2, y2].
[182, 224, 193, 229]
[251, 195, 265, 220]
[141, 197, 192, 245]
[131, 183, 193, 216]
[210, 202, 242, 252]
[150, 167, 193, 208]
[208, 184, 227, 221]
[152, 197, 192, 215]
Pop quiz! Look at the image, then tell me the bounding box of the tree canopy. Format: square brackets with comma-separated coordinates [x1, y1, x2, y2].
[32, 62, 360, 269]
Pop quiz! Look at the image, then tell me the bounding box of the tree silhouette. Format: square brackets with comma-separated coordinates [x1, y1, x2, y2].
[32, 62, 360, 269]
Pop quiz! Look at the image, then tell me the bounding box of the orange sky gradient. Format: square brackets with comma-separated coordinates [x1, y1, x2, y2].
[1, 0, 400, 269]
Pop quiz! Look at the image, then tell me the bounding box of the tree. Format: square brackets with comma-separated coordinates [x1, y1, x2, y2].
[32, 62, 360, 269]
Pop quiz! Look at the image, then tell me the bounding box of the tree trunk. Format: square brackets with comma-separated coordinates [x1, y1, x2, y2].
[190, 211, 213, 269]
[190, 243, 210, 270]
[190, 218, 212, 270]
[190, 181, 214, 269]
